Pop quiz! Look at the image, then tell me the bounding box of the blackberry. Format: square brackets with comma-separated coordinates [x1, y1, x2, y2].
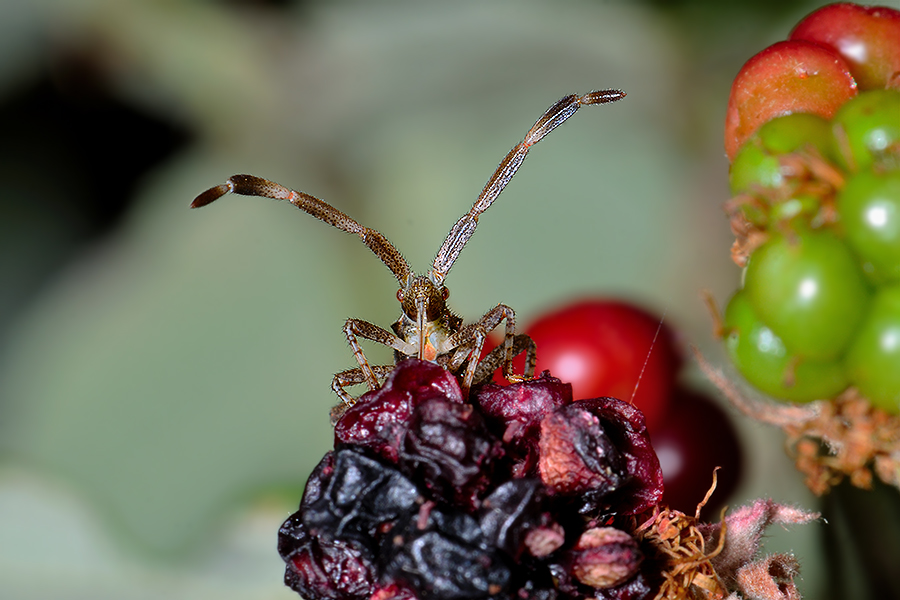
[279, 518, 377, 600]
[279, 359, 663, 600]
[477, 478, 551, 559]
[299, 450, 421, 544]
[334, 361, 464, 464]
[399, 395, 502, 511]
[380, 502, 512, 600]
[475, 373, 573, 478]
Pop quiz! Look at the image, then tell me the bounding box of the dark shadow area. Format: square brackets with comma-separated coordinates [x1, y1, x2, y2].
[0, 47, 192, 341]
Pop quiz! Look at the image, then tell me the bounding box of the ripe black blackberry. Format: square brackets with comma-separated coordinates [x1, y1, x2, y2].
[279, 359, 663, 600]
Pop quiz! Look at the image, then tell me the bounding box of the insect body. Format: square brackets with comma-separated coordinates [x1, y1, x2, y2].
[192, 89, 625, 416]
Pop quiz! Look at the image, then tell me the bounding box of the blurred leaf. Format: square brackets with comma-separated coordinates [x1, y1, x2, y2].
[0, 162, 348, 553]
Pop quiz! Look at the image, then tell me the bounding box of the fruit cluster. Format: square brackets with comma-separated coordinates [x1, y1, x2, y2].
[720, 3, 900, 412]
[279, 359, 665, 600]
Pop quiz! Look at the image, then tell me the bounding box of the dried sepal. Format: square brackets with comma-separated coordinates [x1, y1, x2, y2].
[786, 389, 900, 494]
[631, 503, 729, 599]
[723, 199, 769, 268]
[724, 146, 843, 268]
[701, 498, 819, 585]
[733, 554, 801, 600]
[628, 492, 818, 600]
[697, 349, 900, 495]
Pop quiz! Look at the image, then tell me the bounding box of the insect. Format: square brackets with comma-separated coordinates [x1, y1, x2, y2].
[192, 89, 625, 417]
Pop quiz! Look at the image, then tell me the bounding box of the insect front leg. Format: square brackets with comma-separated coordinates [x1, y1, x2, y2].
[330, 364, 397, 423]
[343, 318, 417, 390]
[471, 333, 537, 386]
[449, 304, 519, 395]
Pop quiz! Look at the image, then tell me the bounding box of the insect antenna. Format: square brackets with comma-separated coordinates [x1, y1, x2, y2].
[191, 174, 413, 286]
[429, 89, 625, 284]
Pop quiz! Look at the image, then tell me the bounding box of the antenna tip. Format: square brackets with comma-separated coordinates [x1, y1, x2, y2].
[581, 89, 627, 105]
[190, 183, 230, 208]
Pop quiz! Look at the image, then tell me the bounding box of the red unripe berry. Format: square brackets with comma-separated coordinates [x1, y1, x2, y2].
[652, 388, 742, 519]
[790, 3, 900, 91]
[725, 40, 857, 160]
[524, 300, 679, 434]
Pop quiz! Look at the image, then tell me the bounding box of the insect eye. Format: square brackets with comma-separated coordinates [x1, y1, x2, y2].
[442, 288, 450, 300]
[396, 289, 404, 302]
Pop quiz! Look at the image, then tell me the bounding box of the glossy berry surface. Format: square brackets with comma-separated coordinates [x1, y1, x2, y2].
[837, 169, 900, 283]
[521, 300, 679, 434]
[844, 284, 900, 412]
[651, 387, 743, 519]
[743, 229, 870, 361]
[724, 40, 857, 160]
[789, 3, 900, 90]
[723, 290, 848, 402]
[831, 89, 900, 172]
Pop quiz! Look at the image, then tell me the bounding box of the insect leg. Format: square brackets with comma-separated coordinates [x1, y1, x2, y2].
[343, 318, 416, 390]
[449, 304, 519, 395]
[330, 364, 396, 422]
[470, 333, 537, 385]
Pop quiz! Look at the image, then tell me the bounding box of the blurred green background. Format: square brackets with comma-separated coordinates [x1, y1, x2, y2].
[2, 0, 897, 598]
